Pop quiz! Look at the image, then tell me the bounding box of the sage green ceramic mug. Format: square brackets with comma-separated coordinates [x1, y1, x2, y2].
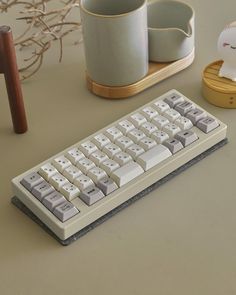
[148, 0, 195, 62]
[80, 0, 148, 87]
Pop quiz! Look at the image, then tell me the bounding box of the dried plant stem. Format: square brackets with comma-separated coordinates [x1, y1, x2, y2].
[0, 0, 81, 80]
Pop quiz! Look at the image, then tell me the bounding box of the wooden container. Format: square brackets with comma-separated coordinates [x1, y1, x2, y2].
[86, 49, 195, 99]
[202, 60, 236, 109]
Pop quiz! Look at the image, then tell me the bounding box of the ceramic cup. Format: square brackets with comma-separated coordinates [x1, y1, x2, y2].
[148, 0, 194, 62]
[80, 0, 148, 87]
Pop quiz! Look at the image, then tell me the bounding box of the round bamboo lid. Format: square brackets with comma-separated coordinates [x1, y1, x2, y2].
[202, 60, 236, 108]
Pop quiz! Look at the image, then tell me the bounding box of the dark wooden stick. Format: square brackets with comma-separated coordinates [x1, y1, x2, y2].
[0, 26, 28, 134]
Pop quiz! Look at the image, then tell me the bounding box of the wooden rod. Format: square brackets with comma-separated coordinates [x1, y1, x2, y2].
[0, 26, 28, 134]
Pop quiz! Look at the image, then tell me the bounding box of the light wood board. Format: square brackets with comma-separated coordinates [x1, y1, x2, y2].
[86, 49, 195, 99]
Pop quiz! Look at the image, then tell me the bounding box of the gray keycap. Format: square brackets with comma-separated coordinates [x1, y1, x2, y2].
[175, 130, 198, 147]
[53, 201, 79, 222]
[197, 117, 219, 133]
[97, 178, 118, 195]
[20, 172, 44, 191]
[175, 101, 195, 115]
[164, 92, 183, 107]
[42, 191, 66, 211]
[32, 180, 55, 201]
[80, 187, 105, 206]
[163, 138, 184, 154]
[186, 108, 206, 125]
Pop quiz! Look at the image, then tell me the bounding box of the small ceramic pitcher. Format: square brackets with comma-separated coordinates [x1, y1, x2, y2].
[148, 0, 195, 62]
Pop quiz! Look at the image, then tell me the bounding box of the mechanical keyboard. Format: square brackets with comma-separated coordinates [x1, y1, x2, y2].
[11, 90, 227, 243]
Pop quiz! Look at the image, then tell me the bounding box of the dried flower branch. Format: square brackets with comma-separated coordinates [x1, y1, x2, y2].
[0, 0, 82, 80]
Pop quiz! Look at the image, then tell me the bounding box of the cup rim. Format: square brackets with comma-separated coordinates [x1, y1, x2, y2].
[80, 0, 147, 18]
[148, 0, 194, 32]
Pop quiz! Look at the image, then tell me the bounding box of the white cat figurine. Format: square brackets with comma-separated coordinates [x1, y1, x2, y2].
[218, 22, 236, 82]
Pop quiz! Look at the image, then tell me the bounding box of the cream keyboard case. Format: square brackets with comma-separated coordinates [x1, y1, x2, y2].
[11, 90, 228, 245]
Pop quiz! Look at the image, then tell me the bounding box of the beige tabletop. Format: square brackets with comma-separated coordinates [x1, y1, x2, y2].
[0, 1, 236, 294]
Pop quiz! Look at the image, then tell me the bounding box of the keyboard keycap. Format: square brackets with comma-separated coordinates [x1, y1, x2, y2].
[105, 127, 123, 141]
[153, 100, 170, 113]
[21, 172, 44, 191]
[52, 156, 72, 173]
[89, 150, 109, 166]
[127, 129, 146, 143]
[186, 108, 207, 125]
[66, 148, 85, 165]
[139, 137, 157, 151]
[79, 141, 98, 157]
[39, 163, 58, 181]
[175, 101, 195, 115]
[140, 122, 158, 136]
[53, 201, 79, 222]
[164, 109, 181, 122]
[126, 144, 145, 159]
[77, 158, 96, 174]
[175, 116, 193, 130]
[92, 134, 111, 149]
[113, 152, 132, 166]
[50, 173, 69, 190]
[100, 159, 120, 175]
[115, 136, 134, 150]
[163, 123, 181, 137]
[42, 191, 66, 211]
[103, 143, 122, 158]
[63, 165, 82, 183]
[32, 181, 55, 201]
[137, 145, 172, 171]
[60, 183, 80, 201]
[151, 131, 169, 144]
[163, 139, 184, 154]
[117, 120, 135, 134]
[97, 178, 118, 195]
[74, 174, 94, 191]
[164, 92, 184, 107]
[87, 167, 107, 183]
[129, 113, 147, 127]
[175, 130, 198, 147]
[141, 107, 158, 120]
[80, 187, 105, 206]
[152, 115, 169, 129]
[111, 161, 144, 187]
[197, 117, 219, 133]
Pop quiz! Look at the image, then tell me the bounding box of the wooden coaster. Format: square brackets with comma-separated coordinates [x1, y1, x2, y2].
[202, 60, 236, 108]
[86, 49, 195, 99]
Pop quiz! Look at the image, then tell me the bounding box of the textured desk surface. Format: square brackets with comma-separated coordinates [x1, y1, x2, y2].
[0, 1, 235, 294]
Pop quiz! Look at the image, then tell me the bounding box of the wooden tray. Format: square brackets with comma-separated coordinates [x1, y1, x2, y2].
[202, 60, 236, 108]
[86, 49, 195, 99]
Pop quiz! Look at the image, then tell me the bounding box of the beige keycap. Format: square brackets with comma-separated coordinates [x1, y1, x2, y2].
[89, 150, 109, 166]
[79, 141, 98, 157]
[39, 163, 58, 181]
[105, 127, 123, 142]
[63, 165, 82, 183]
[137, 145, 172, 171]
[92, 133, 111, 149]
[129, 113, 147, 127]
[66, 148, 85, 165]
[100, 159, 120, 175]
[103, 143, 122, 158]
[87, 167, 108, 184]
[60, 183, 80, 201]
[141, 107, 158, 120]
[52, 156, 72, 173]
[111, 161, 144, 187]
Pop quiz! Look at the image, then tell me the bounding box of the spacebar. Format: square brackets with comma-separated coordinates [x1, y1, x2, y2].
[136, 145, 172, 171]
[111, 161, 144, 187]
